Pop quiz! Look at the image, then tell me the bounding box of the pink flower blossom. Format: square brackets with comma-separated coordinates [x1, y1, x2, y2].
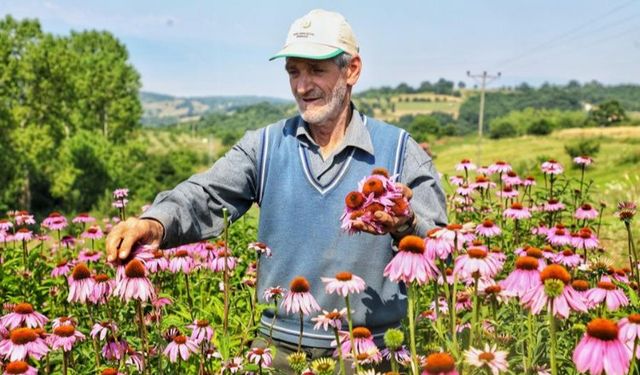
[573, 156, 593, 166]
[422, 352, 459, 375]
[454, 248, 501, 279]
[385, 236, 438, 285]
[168, 249, 196, 274]
[2, 360, 38, 375]
[47, 325, 85, 352]
[503, 203, 531, 220]
[0, 303, 48, 330]
[312, 308, 347, 331]
[187, 320, 214, 344]
[90, 321, 117, 341]
[0, 327, 49, 361]
[321, 271, 366, 296]
[163, 335, 198, 363]
[281, 276, 320, 316]
[575, 203, 598, 220]
[248, 242, 272, 257]
[72, 213, 95, 224]
[540, 159, 563, 175]
[585, 277, 629, 311]
[67, 263, 96, 304]
[113, 259, 156, 302]
[488, 161, 512, 174]
[81, 226, 103, 240]
[455, 159, 476, 171]
[41, 212, 67, 231]
[573, 318, 630, 375]
[520, 264, 587, 318]
[247, 347, 273, 368]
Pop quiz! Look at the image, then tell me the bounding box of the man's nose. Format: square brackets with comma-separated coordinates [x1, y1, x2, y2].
[294, 73, 314, 96]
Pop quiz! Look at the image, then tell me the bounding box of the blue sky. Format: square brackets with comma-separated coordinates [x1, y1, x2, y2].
[2, 0, 639, 98]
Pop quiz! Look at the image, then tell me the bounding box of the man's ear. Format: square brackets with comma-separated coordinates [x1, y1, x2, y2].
[346, 55, 362, 86]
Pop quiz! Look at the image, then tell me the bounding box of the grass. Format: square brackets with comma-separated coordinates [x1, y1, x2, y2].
[431, 125, 640, 264]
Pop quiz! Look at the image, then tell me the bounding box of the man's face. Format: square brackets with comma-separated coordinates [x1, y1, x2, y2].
[285, 57, 349, 125]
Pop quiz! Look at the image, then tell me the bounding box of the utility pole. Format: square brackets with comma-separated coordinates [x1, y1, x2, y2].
[466, 71, 500, 164]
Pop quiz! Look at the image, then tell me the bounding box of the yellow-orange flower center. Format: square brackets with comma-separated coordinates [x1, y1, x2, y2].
[511, 202, 523, 210]
[540, 264, 571, 284]
[628, 314, 640, 324]
[53, 325, 76, 337]
[485, 285, 502, 294]
[290, 276, 310, 293]
[398, 236, 425, 254]
[424, 352, 456, 372]
[562, 249, 574, 256]
[446, 223, 462, 230]
[587, 318, 618, 341]
[173, 335, 187, 344]
[124, 259, 146, 278]
[467, 248, 487, 259]
[56, 260, 68, 268]
[102, 369, 119, 375]
[14, 303, 34, 314]
[345, 191, 365, 209]
[572, 280, 590, 291]
[94, 274, 110, 283]
[5, 361, 30, 374]
[581, 204, 593, 210]
[326, 311, 342, 320]
[371, 167, 390, 178]
[479, 352, 495, 361]
[335, 272, 353, 281]
[597, 281, 616, 290]
[252, 348, 265, 355]
[515, 257, 539, 271]
[71, 263, 91, 280]
[352, 327, 372, 338]
[525, 247, 543, 259]
[175, 249, 189, 257]
[362, 177, 385, 197]
[196, 320, 210, 327]
[10, 328, 37, 345]
[482, 219, 494, 227]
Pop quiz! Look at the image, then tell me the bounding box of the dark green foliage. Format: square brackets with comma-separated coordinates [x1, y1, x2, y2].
[564, 139, 601, 159]
[489, 121, 517, 139]
[527, 119, 553, 135]
[585, 100, 627, 127]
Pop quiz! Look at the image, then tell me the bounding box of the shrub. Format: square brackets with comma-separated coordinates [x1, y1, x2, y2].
[489, 121, 517, 139]
[564, 139, 601, 159]
[527, 119, 553, 135]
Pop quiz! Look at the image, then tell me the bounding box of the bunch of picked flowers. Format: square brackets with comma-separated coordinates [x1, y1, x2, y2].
[341, 167, 411, 234]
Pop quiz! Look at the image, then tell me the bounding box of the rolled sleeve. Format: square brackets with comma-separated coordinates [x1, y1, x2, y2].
[399, 137, 448, 236]
[141, 130, 261, 248]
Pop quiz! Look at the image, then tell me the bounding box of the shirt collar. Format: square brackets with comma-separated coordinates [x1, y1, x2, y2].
[294, 105, 375, 156]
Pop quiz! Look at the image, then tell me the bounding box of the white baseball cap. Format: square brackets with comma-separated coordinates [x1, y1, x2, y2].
[270, 9, 359, 61]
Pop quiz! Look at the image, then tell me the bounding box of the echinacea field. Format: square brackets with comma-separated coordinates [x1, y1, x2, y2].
[1, 155, 639, 375]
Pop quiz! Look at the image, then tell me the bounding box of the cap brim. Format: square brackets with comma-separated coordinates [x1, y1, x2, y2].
[269, 44, 344, 61]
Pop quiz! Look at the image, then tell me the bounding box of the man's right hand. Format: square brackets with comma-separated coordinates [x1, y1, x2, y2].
[106, 218, 164, 262]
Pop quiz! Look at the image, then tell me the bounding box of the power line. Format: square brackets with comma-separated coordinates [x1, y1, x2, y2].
[492, 0, 637, 70]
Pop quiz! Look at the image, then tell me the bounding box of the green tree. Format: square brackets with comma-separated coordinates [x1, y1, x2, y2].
[586, 100, 627, 127]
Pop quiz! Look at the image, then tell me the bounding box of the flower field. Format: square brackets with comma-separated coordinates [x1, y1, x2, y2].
[0, 155, 639, 375]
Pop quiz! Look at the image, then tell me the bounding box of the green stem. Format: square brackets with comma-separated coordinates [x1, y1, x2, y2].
[629, 338, 638, 375]
[298, 311, 304, 353]
[333, 328, 347, 375]
[407, 284, 419, 375]
[222, 208, 230, 336]
[184, 273, 195, 321]
[136, 301, 149, 375]
[268, 299, 278, 344]
[345, 295, 361, 373]
[470, 275, 479, 347]
[548, 301, 557, 375]
[62, 351, 68, 375]
[526, 311, 535, 372]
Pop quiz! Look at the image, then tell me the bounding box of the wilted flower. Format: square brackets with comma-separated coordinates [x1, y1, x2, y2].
[616, 202, 636, 222]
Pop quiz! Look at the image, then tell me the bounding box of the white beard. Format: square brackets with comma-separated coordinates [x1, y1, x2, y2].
[297, 78, 348, 125]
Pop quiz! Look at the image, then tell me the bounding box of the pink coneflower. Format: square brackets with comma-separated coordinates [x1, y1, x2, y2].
[503, 202, 531, 220]
[247, 347, 273, 368]
[573, 155, 593, 166]
[546, 226, 571, 247]
[456, 159, 476, 171]
[0, 219, 13, 232]
[101, 337, 128, 360]
[554, 249, 583, 268]
[575, 203, 598, 220]
[502, 171, 522, 186]
[422, 352, 459, 375]
[112, 188, 129, 199]
[207, 249, 238, 273]
[454, 248, 501, 279]
[90, 274, 115, 304]
[472, 175, 496, 190]
[456, 292, 472, 312]
[381, 345, 411, 365]
[222, 357, 244, 373]
[0, 327, 49, 361]
[616, 201, 637, 222]
[542, 199, 565, 212]
[523, 176, 536, 187]
[41, 212, 67, 231]
[482, 284, 513, 303]
[187, 320, 214, 344]
[51, 316, 76, 329]
[146, 250, 169, 273]
[67, 263, 96, 304]
[248, 242, 272, 257]
[335, 327, 379, 360]
[110, 244, 155, 281]
[81, 226, 103, 240]
[573, 318, 630, 375]
[168, 249, 195, 274]
[281, 276, 320, 316]
[585, 278, 629, 311]
[78, 249, 102, 263]
[0, 303, 48, 329]
[312, 308, 347, 331]
[464, 344, 509, 374]
[91, 321, 117, 341]
[619, 313, 640, 350]
[13, 229, 32, 242]
[489, 161, 511, 174]
[541, 159, 563, 175]
[2, 360, 38, 375]
[608, 268, 630, 284]
[500, 257, 542, 298]
[456, 184, 474, 196]
[47, 324, 85, 352]
[60, 235, 76, 248]
[100, 368, 125, 375]
[13, 211, 35, 226]
[72, 213, 95, 224]
[263, 286, 286, 304]
[113, 259, 155, 302]
[384, 236, 438, 285]
[496, 185, 518, 199]
[449, 175, 465, 187]
[571, 228, 599, 250]
[521, 264, 587, 318]
[321, 271, 366, 296]
[163, 334, 198, 362]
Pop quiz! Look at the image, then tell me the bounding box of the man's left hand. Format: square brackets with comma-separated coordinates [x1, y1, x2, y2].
[351, 183, 416, 237]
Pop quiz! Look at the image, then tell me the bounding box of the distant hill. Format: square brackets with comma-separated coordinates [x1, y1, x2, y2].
[140, 91, 291, 126]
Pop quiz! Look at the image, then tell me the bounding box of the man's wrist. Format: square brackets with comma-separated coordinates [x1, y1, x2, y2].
[390, 211, 417, 240]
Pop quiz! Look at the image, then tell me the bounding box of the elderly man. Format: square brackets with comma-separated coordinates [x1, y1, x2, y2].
[107, 8, 446, 372]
